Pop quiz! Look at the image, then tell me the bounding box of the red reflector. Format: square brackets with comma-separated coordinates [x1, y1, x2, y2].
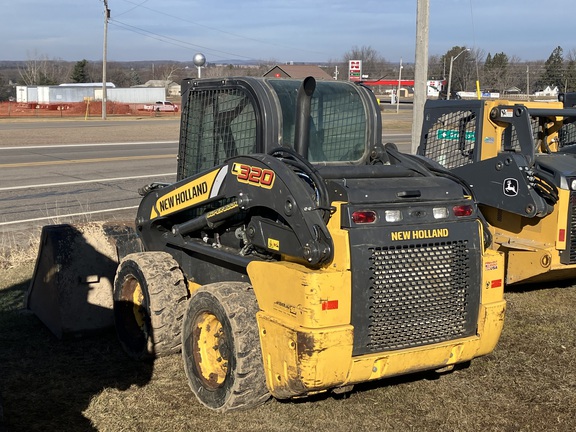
[453, 205, 473, 217]
[352, 210, 376, 224]
[321, 300, 339, 310]
[490, 279, 502, 289]
[559, 229, 566, 242]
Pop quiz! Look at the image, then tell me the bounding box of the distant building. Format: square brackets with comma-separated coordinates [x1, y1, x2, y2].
[16, 83, 168, 104]
[535, 86, 559, 97]
[16, 84, 111, 104]
[134, 80, 181, 97]
[263, 65, 333, 80]
[505, 86, 522, 94]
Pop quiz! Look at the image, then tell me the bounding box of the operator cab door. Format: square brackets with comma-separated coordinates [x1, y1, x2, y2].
[177, 83, 263, 181]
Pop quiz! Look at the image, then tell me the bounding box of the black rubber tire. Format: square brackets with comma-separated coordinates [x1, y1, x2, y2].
[113, 252, 189, 360]
[182, 282, 270, 412]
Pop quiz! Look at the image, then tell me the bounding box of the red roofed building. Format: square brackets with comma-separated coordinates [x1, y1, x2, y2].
[263, 65, 333, 80]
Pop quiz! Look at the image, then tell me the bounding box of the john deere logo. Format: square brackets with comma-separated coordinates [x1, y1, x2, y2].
[503, 178, 518, 196]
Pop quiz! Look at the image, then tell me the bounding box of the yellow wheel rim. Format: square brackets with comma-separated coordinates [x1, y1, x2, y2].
[125, 278, 146, 329]
[193, 312, 228, 388]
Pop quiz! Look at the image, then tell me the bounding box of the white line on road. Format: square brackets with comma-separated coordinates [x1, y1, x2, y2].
[0, 141, 177, 150]
[0, 173, 176, 191]
[0, 206, 139, 226]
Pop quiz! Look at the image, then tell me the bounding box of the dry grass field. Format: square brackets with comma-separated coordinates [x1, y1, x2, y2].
[1, 112, 575, 431]
[1, 259, 575, 432]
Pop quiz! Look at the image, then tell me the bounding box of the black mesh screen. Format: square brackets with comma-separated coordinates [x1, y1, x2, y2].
[505, 117, 541, 152]
[365, 241, 472, 351]
[178, 88, 257, 179]
[267, 79, 368, 162]
[421, 110, 476, 169]
[558, 122, 576, 148]
[566, 191, 576, 264]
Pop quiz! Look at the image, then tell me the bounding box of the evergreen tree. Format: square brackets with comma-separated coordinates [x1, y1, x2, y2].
[130, 69, 142, 86]
[483, 52, 509, 92]
[70, 59, 90, 83]
[564, 59, 576, 92]
[539, 46, 564, 89]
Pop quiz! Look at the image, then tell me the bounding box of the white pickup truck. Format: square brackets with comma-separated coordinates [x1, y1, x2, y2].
[143, 101, 179, 112]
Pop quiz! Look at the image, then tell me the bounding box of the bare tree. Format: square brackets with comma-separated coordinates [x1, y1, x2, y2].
[18, 51, 48, 85]
[156, 64, 181, 82]
[564, 49, 576, 92]
[18, 51, 71, 85]
[428, 54, 445, 80]
[442, 46, 479, 93]
[341, 45, 389, 80]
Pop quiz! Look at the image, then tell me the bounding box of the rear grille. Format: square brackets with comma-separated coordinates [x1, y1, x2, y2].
[366, 241, 472, 352]
[565, 191, 576, 264]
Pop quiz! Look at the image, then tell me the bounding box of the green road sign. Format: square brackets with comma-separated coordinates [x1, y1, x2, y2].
[437, 129, 475, 141]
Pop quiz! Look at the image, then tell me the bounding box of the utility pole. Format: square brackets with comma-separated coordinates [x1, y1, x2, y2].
[447, 49, 469, 100]
[102, 0, 110, 120]
[526, 65, 530, 101]
[411, 0, 429, 153]
[396, 58, 403, 114]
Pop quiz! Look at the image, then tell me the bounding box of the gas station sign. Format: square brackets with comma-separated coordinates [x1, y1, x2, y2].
[349, 60, 362, 82]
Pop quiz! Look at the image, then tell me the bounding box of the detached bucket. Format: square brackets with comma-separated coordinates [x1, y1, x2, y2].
[26, 221, 142, 338]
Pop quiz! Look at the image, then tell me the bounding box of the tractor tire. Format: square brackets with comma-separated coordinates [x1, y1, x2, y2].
[182, 282, 270, 412]
[113, 252, 189, 360]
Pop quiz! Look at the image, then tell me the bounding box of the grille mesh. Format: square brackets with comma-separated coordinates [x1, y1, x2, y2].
[366, 241, 471, 351]
[568, 192, 576, 263]
[422, 110, 476, 169]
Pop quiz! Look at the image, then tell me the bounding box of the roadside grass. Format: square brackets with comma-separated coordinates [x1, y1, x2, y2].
[1, 260, 575, 432]
[381, 115, 413, 133]
[0, 230, 40, 269]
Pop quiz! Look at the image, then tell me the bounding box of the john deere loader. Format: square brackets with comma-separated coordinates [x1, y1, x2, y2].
[29, 76, 506, 412]
[418, 95, 576, 285]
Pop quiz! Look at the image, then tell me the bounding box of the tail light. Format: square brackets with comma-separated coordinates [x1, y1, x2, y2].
[352, 210, 377, 224]
[453, 204, 473, 217]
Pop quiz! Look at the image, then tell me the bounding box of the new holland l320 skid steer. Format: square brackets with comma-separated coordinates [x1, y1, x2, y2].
[28, 76, 506, 411]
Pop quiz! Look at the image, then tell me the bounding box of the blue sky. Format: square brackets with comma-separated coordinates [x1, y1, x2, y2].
[2, 0, 574, 64]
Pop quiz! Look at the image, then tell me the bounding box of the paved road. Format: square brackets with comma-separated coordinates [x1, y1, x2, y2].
[0, 119, 181, 251]
[0, 114, 414, 252]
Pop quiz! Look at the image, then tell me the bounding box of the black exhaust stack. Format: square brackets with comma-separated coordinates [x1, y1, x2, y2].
[294, 76, 316, 158]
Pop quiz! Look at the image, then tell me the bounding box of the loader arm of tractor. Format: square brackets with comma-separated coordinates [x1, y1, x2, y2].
[135, 150, 334, 267]
[419, 100, 559, 218]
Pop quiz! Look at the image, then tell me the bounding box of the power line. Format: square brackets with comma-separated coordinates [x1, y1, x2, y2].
[117, 0, 327, 57]
[114, 0, 150, 18]
[109, 19, 256, 60]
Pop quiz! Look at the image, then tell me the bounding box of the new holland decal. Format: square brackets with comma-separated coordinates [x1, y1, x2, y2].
[150, 168, 224, 219]
[391, 228, 449, 241]
[231, 162, 275, 189]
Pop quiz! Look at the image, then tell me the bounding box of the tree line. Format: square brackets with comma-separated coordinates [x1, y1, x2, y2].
[345, 45, 576, 94]
[1, 45, 575, 101]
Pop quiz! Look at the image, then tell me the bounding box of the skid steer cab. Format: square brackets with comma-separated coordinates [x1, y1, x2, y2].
[110, 76, 506, 412]
[418, 96, 576, 285]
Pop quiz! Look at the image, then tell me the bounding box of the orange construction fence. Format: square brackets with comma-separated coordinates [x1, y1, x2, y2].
[0, 101, 181, 118]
